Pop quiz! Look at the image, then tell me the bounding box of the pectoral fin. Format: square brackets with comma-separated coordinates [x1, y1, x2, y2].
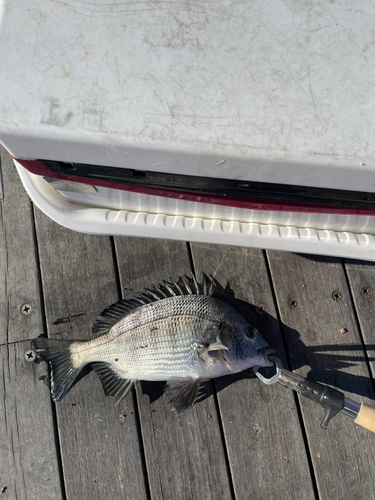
[207, 340, 228, 352]
[199, 344, 238, 372]
[166, 377, 201, 414]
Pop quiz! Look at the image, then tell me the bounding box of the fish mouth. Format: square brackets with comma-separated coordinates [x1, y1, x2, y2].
[259, 347, 276, 357]
[257, 347, 276, 367]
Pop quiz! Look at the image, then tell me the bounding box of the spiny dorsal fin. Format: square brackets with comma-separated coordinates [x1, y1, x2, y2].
[92, 273, 215, 335]
[92, 298, 147, 335]
[181, 276, 193, 294]
[170, 277, 183, 295]
[191, 274, 200, 294]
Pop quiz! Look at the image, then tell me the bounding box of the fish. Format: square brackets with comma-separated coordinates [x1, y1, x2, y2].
[32, 274, 273, 413]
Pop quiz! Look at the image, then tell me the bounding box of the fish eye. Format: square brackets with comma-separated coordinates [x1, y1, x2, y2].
[245, 326, 256, 339]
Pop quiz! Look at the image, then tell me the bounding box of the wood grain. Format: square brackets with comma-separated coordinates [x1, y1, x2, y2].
[114, 237, 234, 500]
[0, 146, 43, 343]
[344, 259, 375, 378]
[267, 252, 375, 500]
[34, 210, 148, 500]
[0, 341, 63, 500]
[190, 243, 315, 500]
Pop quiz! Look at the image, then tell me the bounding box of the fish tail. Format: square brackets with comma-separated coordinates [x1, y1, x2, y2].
[32, 338, 83, 402]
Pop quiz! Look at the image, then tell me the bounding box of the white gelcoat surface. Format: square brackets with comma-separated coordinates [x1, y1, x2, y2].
[1, 1, 375, 191]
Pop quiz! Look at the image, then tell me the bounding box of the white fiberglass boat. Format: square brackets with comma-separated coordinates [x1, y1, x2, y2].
[1, 0, 375, 259]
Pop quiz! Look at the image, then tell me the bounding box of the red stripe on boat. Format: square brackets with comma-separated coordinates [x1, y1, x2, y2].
[13, 157, 375, 216]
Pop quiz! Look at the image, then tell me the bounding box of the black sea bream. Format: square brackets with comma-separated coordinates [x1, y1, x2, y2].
[33, 275, 273, 413]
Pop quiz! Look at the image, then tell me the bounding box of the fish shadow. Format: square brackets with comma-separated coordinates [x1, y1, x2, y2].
[139, 380, 165, 405]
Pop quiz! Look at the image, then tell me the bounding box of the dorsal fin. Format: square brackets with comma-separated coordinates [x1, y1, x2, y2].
[92, 273, 215, 335]
[92, 298, 146, 335]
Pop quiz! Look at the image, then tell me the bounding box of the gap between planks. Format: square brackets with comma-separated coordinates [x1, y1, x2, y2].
[262, 250, 320, 499]
[186, 241, 236, 500]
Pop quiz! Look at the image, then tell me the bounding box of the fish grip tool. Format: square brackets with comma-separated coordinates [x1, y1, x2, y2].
[254, 357, 375, 432]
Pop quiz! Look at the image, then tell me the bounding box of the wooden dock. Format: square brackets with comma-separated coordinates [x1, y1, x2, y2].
[1, 145, 375, 500]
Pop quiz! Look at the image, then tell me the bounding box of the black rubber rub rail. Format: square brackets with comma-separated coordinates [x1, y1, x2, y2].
[40, 159, 375, 209]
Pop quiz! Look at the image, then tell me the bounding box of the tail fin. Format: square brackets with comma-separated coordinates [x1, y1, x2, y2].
[32, 338, 82, 402]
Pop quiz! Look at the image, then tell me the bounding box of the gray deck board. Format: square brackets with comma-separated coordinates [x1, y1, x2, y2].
[114, 237, 234, 500]
[0, 342, 63, 500]
[0, 146, 44, 344]
[33, 211, 148, 500]
[0, 148, 63, 500]
[190, 243, 316, 500]
[344, 259, 375, 379]
[267, 252, 375, 500]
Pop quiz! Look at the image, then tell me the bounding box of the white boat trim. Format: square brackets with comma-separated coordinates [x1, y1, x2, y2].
[16, 160, 375, 261]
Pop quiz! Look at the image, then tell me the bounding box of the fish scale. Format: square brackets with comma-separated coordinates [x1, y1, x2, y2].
[33, 275, 273, 413]
[95, 315, 217, 380]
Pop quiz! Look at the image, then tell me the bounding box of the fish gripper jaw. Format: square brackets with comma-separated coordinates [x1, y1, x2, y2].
[254, 357, 345, 429]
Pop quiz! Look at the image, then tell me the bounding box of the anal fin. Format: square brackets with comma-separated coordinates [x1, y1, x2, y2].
[92, 363, 134, 405]
[166, 377, 201, 414]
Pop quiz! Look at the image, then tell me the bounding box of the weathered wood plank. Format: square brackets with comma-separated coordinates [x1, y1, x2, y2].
[344, 259, 375, 378]
[0, 146, 43, 343]
[190, 243, 315, 500]
[0, 151, 3, 200]
[267, 252, 375, 500]
[0, 341, 63, 500]
[34, 210, 148, 500]
[114, 237, 234, 500]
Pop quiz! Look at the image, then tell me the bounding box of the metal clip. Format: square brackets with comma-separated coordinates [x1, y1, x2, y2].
[254, 355, 348, 430]
[253, 356, 283, 385]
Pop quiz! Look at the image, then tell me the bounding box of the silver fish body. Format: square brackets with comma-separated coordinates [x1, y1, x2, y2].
[73, 294, 271, 379]
[33, 276, 273, 413]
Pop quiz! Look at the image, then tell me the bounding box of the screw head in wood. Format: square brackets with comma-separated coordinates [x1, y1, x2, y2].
[361, 285, 372, 297]
[21, 304, 32, 315]
[256, 304, 266, 315]
[332, 290, 343, 302]
[288, 298, 299, 309]
[24, 350, 36, 362]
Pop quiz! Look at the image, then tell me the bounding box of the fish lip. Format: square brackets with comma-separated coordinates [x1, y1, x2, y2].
[257, 346, 276, 366]
[263, 347, 276, 357]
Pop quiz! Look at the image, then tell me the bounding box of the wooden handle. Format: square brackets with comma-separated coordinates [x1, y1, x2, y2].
[354, 403, 375, 433]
